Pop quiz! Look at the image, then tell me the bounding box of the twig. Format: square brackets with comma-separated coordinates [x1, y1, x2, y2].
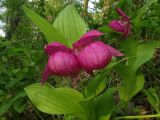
[115, 114, 160, 120]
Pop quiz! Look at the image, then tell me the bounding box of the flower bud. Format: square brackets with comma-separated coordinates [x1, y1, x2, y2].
[109, 8, 131, 38]
[109, 20, 126, 33]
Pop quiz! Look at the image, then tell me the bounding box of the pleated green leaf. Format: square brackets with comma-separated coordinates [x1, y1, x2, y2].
[25, 83, 86, 118]
[115, 64, 137, 101]
[117, 40, 160, 101]
[85, 60, 121, 98]
[130, 73, 145, 99]
[145, 88, 160, 113]
[121, 40, 160, 72]
[132, 41, 160, 71]
[53, 5, 88, 47]
[115, 64, 145, 101]
[95, 88, 116, 120]
[23, 6, 68, 46]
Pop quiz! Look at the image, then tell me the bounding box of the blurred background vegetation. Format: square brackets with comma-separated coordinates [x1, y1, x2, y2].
[0, 0, 160, 119]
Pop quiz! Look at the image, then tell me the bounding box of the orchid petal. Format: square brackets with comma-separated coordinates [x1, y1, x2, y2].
[117, 8, 130, 22]
[106, 45, 124, 57]
[73, 30, 103, 48]
[116, 8, 127, 17]
[123, 23, 131, 38]
[45, 42, 72, 55]
[41, 64, 53, 84]
[121, 16, 130, 22]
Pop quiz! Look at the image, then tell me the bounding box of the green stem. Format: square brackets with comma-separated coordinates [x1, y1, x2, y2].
[115, 114, 160, 120]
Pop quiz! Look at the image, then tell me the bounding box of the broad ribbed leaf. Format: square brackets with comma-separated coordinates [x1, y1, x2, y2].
[145, 88, 160, 113]
[23, 6, 68, 46]
[53, 5, 88, 47]
[115, 64, 136, 101]
[132, 41, 160, 71]
[117, 40, 160, 101]
[115, 64, 145, 101]
[81, 88, 115, 120]
[25, 83, 85, 118]
[95, 88, 116, 120]
[13, 99, 26, 113]
[121, 40, 160, 72]
[129, 73, 145, 99]
[85, 60, 122, 98]
[120, 39, 138, 66]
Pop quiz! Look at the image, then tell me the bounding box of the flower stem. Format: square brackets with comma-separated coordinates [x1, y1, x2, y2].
[115, 114, 160, 120]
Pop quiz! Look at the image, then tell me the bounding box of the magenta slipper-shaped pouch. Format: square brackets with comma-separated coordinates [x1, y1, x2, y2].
[41, 42, 81, 84]
[73, 30, 124, 74]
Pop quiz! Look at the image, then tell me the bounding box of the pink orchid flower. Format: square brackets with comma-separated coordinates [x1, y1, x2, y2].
[73, 30, 124, 75]
[109, 8, 131, 38]
[42, 30, 124, 84]
[41, 42, 81, 84]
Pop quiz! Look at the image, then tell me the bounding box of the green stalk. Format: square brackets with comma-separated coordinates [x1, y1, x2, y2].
[115, 114, 160, 120]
